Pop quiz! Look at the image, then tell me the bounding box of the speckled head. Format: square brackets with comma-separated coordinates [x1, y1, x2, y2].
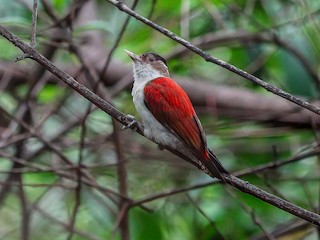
[125, 50, 169, 78]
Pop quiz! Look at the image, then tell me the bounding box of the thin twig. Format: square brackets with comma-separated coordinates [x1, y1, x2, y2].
[30, 0, 38, 48]
[131, 150, 320, 206]
[34, 205, 100, 240]
[98, 0, 138, 81]
[113, 120, 130, 240]
[66, 119, 86, 240]
[0, 105, 122, 203]
[225, 188, 275, 240]
[186, 194, 226, 239]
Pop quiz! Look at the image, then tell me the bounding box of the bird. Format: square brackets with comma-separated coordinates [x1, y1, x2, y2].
[125, 50, 228, 179]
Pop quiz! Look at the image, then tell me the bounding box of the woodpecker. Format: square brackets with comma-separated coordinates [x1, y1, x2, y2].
[125, 50, 228, 179]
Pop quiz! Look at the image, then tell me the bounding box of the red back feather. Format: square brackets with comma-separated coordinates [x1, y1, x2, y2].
[143, 77, 208, 158]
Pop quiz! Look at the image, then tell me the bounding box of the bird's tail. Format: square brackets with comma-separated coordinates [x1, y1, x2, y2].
[203, 149, 229, 180]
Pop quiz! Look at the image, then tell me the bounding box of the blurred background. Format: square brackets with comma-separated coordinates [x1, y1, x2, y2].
[0, 0, 320, 239]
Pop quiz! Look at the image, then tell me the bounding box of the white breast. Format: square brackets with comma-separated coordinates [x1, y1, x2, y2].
[131, 63, 183, 149]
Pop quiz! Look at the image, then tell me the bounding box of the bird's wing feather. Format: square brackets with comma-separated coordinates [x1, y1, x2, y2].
[143, 77, 207, 155]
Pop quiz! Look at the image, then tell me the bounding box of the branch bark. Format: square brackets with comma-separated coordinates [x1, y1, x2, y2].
[108, 0, 320, 116]
[1, 25, 320, 226]
[2, 59, 319, 129]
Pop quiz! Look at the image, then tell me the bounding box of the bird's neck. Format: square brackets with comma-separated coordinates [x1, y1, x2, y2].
[132, 63, 168, 91]
[134, 64, 162, 82]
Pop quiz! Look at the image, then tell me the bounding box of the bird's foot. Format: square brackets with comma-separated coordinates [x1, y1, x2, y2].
[122, 114, 139, 131]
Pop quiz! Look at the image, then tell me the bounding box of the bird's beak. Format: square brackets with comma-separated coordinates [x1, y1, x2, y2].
[125, 50, 142, 62]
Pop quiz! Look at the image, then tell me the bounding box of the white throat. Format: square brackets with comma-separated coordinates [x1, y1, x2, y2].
[132, 62, 164, 86]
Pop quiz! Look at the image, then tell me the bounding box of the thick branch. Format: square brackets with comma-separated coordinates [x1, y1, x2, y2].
[177, 78, 320, 128]
[1, 25, 320, 226]
[1, 60, 319, 129]
[108, 0, 320, 116]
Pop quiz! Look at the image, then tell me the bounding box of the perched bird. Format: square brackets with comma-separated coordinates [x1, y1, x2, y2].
[125, 50, 228, 179]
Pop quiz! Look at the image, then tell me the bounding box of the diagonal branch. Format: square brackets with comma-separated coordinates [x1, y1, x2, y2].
[1, 25, 320, 226]
[107, 0, 320, 116]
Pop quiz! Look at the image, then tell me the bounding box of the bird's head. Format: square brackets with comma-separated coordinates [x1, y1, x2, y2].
[125, 50, 169, 82]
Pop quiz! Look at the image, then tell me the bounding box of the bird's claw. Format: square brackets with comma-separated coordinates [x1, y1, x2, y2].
[123, 114, 139, 131]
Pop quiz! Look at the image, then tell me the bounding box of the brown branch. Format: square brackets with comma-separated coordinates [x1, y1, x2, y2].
[66, 120, 85, 240]
[2, 59, 319, 128]
[225, 188, 275, 239]
[108, 0, 320, 116]
[1, 25, 320, 226]
[0, 106, 123, 204]
[41, 0, 59, 22]
[131, 150, 320, 206]
[34, 205, 100, 240]
[177, 78, 320, 128]
[30, 0, 38, 48]
[113, 120, 130, 240]
[98, 0, 138, 81]
[166, 31, 320, 90]
[186, 194, 226, 239]
[14, 108, 31, 240]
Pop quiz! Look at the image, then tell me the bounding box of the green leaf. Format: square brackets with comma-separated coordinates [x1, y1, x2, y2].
[37, 85, 67, 104]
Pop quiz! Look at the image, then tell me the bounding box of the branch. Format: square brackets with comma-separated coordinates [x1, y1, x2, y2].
[166, 31, 320, 90]
[0, 26, 137, 130]
[107, 0, 320, 116]
[131, 150, 320, 206]
[113, 120, 130, 240]
[2, 58, 319, 128]
[1, 25, 320, 226]
[177, 78, 320, 128]
[30, 0, 38, 48]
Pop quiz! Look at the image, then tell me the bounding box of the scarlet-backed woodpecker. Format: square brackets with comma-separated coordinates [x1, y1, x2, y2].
[125, 50, 228, 179]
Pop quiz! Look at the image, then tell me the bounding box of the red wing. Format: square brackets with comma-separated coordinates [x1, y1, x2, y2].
[144, 77, 207, 154]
